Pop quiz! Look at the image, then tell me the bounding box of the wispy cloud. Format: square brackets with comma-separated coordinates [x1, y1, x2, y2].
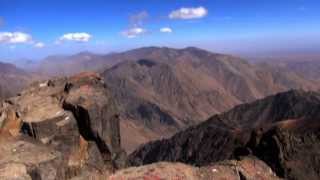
[0, 32, 33, 44]
[122, 11, 149, 38]
[169, 6, 208, 19]
[160, 27, 173, 33]
[122, 27, 146, 38]
[34, 42, 45, 48]
[58, 32, 92, 42]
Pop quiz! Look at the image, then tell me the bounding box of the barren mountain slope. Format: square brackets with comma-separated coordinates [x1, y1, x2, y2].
[0, 62, 34, 101]
[260, 60, 320, 81]
[102, 47, 320, 152]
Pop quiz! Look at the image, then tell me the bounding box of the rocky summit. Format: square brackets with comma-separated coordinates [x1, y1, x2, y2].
[0, 72, 127, 179]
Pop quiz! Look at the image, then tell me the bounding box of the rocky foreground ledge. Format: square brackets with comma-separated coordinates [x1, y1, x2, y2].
[109, 156, 280, 180]
[0, 72, 127, 179]
[0, 72, 282, 180]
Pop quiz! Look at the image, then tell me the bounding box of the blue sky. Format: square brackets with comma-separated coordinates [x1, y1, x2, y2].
[0, 0, 320, 59]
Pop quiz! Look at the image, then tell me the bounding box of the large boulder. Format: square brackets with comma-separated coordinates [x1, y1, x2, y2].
[0, 72, 127, 179]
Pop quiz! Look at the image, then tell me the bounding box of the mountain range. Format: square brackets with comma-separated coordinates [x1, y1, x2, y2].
[0, 73, 319, 179]
[0, 46, 320, 179]
[101, 47, 320, 152]
[1, 47, 320, 152]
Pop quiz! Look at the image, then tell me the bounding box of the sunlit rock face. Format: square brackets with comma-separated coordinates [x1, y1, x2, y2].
[0, 72, 127, 179]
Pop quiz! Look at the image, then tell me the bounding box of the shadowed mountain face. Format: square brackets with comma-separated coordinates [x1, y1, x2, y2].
[129, 90, 320, 180]
[100, 47, 320, 152]
[0, 62, 33, 101]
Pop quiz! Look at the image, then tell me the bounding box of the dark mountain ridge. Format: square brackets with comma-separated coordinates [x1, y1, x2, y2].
[129, 90, 320, 180]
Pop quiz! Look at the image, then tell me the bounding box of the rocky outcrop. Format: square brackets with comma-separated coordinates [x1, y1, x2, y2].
[0, 107, 23, 137]
[0, 162, 32, 180]
[0, 72, 126, 179]
[0, 137, 65, 180]
[248, 124, 320, 180]
[129, 90, 320, 180]
[110, 156, 280, 180]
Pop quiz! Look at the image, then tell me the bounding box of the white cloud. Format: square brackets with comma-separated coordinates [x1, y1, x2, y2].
[122, 27, 146, 38]
[0, 32, 33, 44]
[121, 11, 149, 39]
[34, 42, 45, 48]
[169, 6, 208, 19]
[160, 27, 173, 33]
[59, 32, 92, 42]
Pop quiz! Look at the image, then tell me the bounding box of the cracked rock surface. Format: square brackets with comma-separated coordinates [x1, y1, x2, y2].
[0, 72, 126, 179]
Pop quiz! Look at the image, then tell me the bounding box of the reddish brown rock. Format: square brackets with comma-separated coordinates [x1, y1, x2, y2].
[0, 107, 22, 137]
[0, 163, 32, 180]
[0, 72, 127, 179]
[109, 157, 280, 180]
[0, 137, 65, 180]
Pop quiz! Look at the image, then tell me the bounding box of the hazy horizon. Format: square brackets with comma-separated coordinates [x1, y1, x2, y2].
[1, 0, 320, 59]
